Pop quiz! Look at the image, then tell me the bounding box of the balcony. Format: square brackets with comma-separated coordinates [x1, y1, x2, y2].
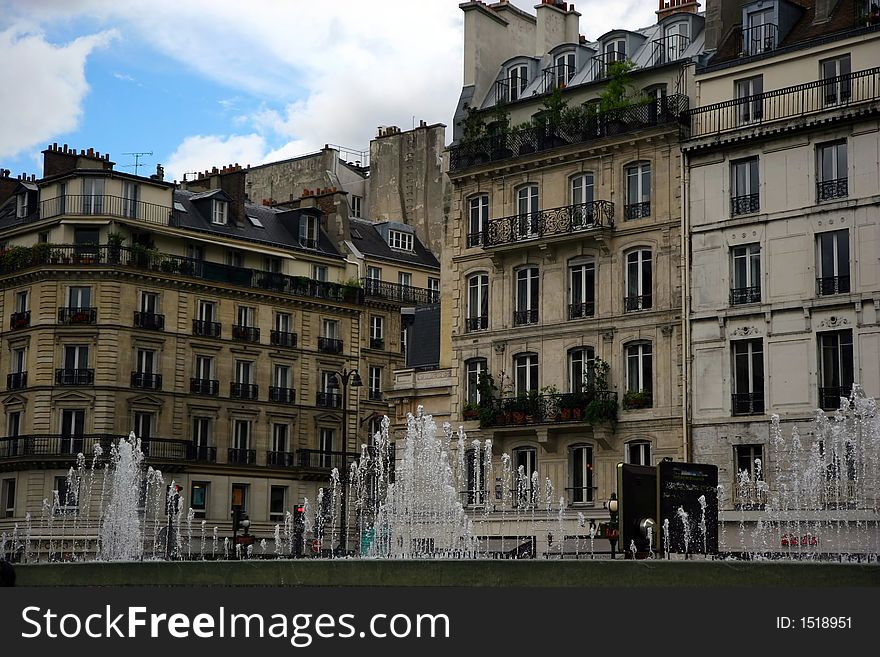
[686, 67, 880, 141]
[134, 311, 164, 331]
[539, 63, 574, 94]
[819, 385, 852, 411]
[817, 178, 848, 202]
[270, 330, 297, 348]
[651, 33, 690, 66]
[450, 94, 688, 172]
[190, 378, 219, 396]
[361, 279, 439, 305]
[299, 237, 318, 250]
[9, 310, 30, 330]
[623, 201, 650, 221]
[568, 302, 595, 320]
[466, 232, 483, 248]
[38, 194, 179, 226]
[590, 51, 627, 80]
[368, 390, 384, 402]
[317, 337, 343, 354]
[227, 447, 256, 465]
[816, 275, 850, 296]
[316, 391, 342, 408]
[0, 434, 192, 462]
[479, 391, 617, 427]
[624, 294, 652, 312]
[192, 319, 221, 338]
[730, 286, 761, 305]
[141, 438, 201, 461]
[297, 449, 359, 470]
[232, 325, 260, 343]
[269, 386, 296, 403]
[465, 316, 488, 332]
[732, 392, 765, 416]
[231, 383, 259, 400]
[130, 372, 162, 390]
[481, 201, 614, 249]
[369, 337, 385, 350]
[7, 372, 27, 390]
[267, 450, 296, 468]
[58, 307, 97, 325]
[733, 481, 767, 510]
[188, 444, 217, 462]
[730, 194, 760, 216]
[55, 368, 94, 386]
[513, 309, 538, 326]
[741, 22, 778, 56]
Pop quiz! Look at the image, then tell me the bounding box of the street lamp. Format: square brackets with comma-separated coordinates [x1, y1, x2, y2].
[329, 366, 362, 555]
[607, 492, 619, 560]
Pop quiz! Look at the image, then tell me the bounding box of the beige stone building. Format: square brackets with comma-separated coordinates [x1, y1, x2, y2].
[0, 144, 438, 557]
[683, 0, 880, 550]
[441, 0, 709, 554]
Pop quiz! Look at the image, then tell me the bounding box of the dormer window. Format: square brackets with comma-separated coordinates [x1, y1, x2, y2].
[15, 193, 28, 219]
[554, 52, 576, 87]
[604, 39, 626, 62]
[212, 200, 228, 225]
[507, 64, 529, 102]
[299, 215, 318, 249]
[743, 4, 777, 55]
[388, 230, 414, 251]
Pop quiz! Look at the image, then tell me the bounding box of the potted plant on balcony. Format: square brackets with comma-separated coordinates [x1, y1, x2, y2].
[622, 389, 652, 410]
[463, 403, 480, 421]
[128, 243, 149, 267]
[584, 358, 617, 424]
[487, 100, 512, 161]
[107, 231, 125, 263]
[458, 105, 488, 166]
[559, 391, 584, 421]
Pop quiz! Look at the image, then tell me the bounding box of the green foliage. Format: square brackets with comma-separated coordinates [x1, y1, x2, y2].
[541, 85, 569, 127]
[597, 60, 646, 114]
[489, 99, 510, 135]
[0, 245, 33, 270]
[460, 106, 486, 143]
[622, 389, 652, 409]
[106, 231, 126, 246]
[585, 396, 618, 425]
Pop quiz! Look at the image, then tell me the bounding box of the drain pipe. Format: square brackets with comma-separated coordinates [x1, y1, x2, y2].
[680, 143, 691, 463]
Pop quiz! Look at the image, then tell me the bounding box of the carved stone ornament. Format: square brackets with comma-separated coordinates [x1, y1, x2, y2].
[730, 326, 760, 337]
[818, 315, 849, 329]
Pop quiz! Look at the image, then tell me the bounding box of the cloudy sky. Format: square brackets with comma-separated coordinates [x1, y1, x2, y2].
[0, 0, 659, 182]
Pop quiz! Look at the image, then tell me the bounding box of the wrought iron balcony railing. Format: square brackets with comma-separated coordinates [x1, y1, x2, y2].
[732, 392, 765, 416]
[733, 482, 767, 510]
[816, 275, 851, 296]
[623, 201, 650, 220]
[730, 286, 761, 305]
[192, 319, 221, 338]
[817, 178, 848, 202]
[481, 201, 614, 248]
[361, 279, 439, 305]
[297, 449, 360, 470]
[819, 385, 852, 411]
[686, 67, 880, 140]
[651, 33, 690, 66]
[450, 94, 688, 172]
[188, 444, 216, 462]
[731, 193, 760, 216]
[228, 447, 256, 465]
[130, 372, 162, 390]
[466, 232, 483, 248]
[479, 391, 617, 427]
[316, 391, 342, 408]
[370, 337, 385, 350]
[9, 310, 30, 330]
[269, 386, 296, 403]
[133, 311, 164, 330]
[7, 372, 27, 390]
[56, 368, 94, 386]
[568, 301, 595, 320]
[741, 22, 778, 55]
[624, 294, 652, 312]
[539, 63, 575, 94]
[231, 383, 259, 400]
[58, 307, 97, 325]
[267, 450, 296, 468]
[368, 390, 384, 402]
[270, 330, 297, 347]
[465, 316, 488, 332]
[0, 434, 193, 462]
[317, 337, 344, 354]
[590, 50, 627, 80]
[513, 309, 538, 326]
[38, 194, 179, 226]
[232, 325, 260, 342]
[190, 378, 219, 396]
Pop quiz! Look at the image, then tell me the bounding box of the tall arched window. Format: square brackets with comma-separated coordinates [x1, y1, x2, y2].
[514, 352, 539, 395]
[466, 273, 489, 332]
[467, 194, 489, 247]
[569, 256, 595, 319]
[624, 161, 651, 220]
[554, 51, 576, 87]
[570, 172, 595, 227]
[568, 346, 596, 393]
[514, 266, 539, 325]
[624, 341, 653, 409]
[516, 184, 540, 238]
[624, 249, 652, 312]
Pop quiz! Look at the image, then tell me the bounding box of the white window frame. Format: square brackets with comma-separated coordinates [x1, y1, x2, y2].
[507, 63, 529, 102]
[465, 358, 487, 405]
[514, 353, 539, 395]
[625, 342, 653, 394]
[211, 200, 228, 225]
[389, 230, 414, 251]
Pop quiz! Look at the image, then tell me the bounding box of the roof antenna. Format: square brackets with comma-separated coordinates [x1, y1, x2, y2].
[122, 151, 153, 176]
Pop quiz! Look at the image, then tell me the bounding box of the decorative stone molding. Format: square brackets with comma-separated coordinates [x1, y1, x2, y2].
[661, 324, 674, 337]
[602, 330, 614, 342]
[493, 341, 506, 354]
[818, 315, 849, 329]
[730, 326, 760, 337]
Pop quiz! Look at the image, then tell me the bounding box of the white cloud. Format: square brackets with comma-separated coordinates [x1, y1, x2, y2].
[0, 26, 116, 159]
[164, 133, 268, 183]
[112, 71, 135, 82]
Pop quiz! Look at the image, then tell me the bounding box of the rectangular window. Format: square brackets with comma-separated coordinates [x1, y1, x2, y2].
[264, 256, 282, 273]
[322, 318, 338, 339]
[140, 291, 159, 314]
[730, 244, 761, 305]
[816, 141, 848, 201]
[195, 355, 213, 380]
[816, 230, 850, 295]
[466, 274, 489, 331]
[235, 360, 253, 384]
[231, 483, 248, 512]
[744, 7, 776, 54]
[7, 411, 21, 437]
[624, 163, 651, 219]
[465, 359, 486, 405]
[366, 266, 382, 282]
[821, 55, 851, 105]
[11, 347, 26, 375]
[237, 306, 255, 327]
[14, 290, 28, 314]
[192, 417, 211, 447]
[68, 285, 91, 308]
[568, 347, 595, 393]
[569, 261, 595, 319]
[187, 244, 204, 261]
[197, 300, 216, 323]
[468, 195, 489, 247]
[313, 265, 328, 282]
[191, 482, 208, 519]
[299, 215, 318, 248]
[82, 178, 105, 214]
[730, 157, 759, 215]
[514, 267, 539, 325]
[627, 441, 651, 466]
[731, 339, 764, 415]
[270, 486, 287, 520]
[735, 75, 763, 124]
[63, 344, 89, 370]
[123, 182, 139, 218]
[507, 64, 528, 102]
[516, 185, 539, 236]
[272, 423, 288, 453]
[226, 250, 244, 268]
[54, 476, 79, 514]
[212, 200, 227, 225]
[273, 364, 291, 390]
[734, 444, 765, 509]
[319, 428, 335, 468]
[625, 250, 652, 311]
[428, 277, 440, 298]
[398, 271, 413, 288]
[351, 195, 362, 218]
[570, 173, 595, 226]
[275, 312, 292, 334]
[625, 343, 653, 405]
[233, 420, 250, 451]
[388, 230, 414, 251]
[1, 478, 14, 518]
[570, 445, 593, 504]
[16, 193, 28, 219]
[136, 348, 155, 375]
[514, 353, 539, 395]
[369, 365, 382, 399]
[818, 330, 854, 411]
[370, 315, 384, 342]
[133, 411, 154, 440]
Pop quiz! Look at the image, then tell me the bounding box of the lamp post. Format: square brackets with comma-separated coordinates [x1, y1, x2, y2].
[329, 366, 362, 555]
[607, 492, 619, 560]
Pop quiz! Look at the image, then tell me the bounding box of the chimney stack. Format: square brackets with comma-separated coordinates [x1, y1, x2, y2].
[657, 0, 700, 21]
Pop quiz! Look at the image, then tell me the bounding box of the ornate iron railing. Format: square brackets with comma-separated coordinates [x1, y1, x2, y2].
[7, 372, 27, 390]
[732, 392, 764, 415]
[651, 33, 690, 66]
[741, 22, 778, 56]
[730, 286, 761, 305]
[269, 386, 296, 403]
[55, 368, 94, 386]
[297, 449, 360, 470]
[590, 51, 627, 80]
[482, 201, 614, 248]
[730, 193, 760, 216]
[568, 301, 595, 320]
[131, 372, 162, 390]
[231, 383, 259, 400]
[232, 325, 260, 342]
[270, 330, 297, 347]
[362, 279, 439, 305]
[623, 201, 650, 220]
[9, 310, 30, 330]
[465, 316, 488, 332]
[480, 391, 616, 427]
[816, 275, 850, 296]
[228, 448, 256, 465]
[267, 450, 296, 468]
[817, 178, 848, 201]
[819, 385, 852, 411]
[513, 309, 538, 326]
[134, 311, 164, 330]
[317, 337, 344, 354]
[192, 319, 221, 338]
[624, 294, 652, 312]
[316, 391, 342, 408]
[58, 307, 97, 325]
[38, 194, 180, 226]
[190, 378, 219, 396]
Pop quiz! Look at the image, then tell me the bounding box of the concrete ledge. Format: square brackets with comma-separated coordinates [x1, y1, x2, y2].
[13, 559, 880, 587]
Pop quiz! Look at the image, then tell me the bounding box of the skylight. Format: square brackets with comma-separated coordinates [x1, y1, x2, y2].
[247, 215, 264, 228]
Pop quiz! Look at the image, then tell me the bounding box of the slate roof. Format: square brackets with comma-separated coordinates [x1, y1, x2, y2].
[349, 217, 440, 269]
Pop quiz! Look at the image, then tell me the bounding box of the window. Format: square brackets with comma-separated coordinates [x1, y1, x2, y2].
[264, 256, 282, 273]
[231, 483, 248, 513]
[322, 318, 338, 339]
[507, 63, 529, 102]
[465, 448, 485, 505]
[514, 447, 537, 505]
[735, 76, 763, 124]
[516, 185, 539, 237]
[191, 482, 208, 519]
[468, 195, 489, 247]
[273, 365, 292, 399]
[195, 355, 213, 380]
[570, 173, 595, 227]
[192, 417, 211, 450]
[465, 358, 487, 405]
[133, 411, 154, 440]
[133, 349, 157, 390]
[570, 445, 594, 504]
[11, 347, 26, 375]
[625, 342, 652, 407]
[398, 271, 413, 288]
[186, 243, 204, 261]
[732, 339, 764, 415]
[321, 371, 337, 394]
[734, 444, 765, 508]
[319, 428, 335, 468]
[14, 290, 28, 314]
[744, 7, 776, 54]
[389, 230, 414, 251]
[663, 21, 689, 61]
[514, 353, 539, 395]
[624, 162, 651, 220]
[730, 244, 761, 305]
[197, 300, 216, 323]
[122, 182, 139, 218]
[627, 440, 652, 466]
[816, 230, 850, 295]
[554, 51, 576, 87]
[818, 330, 854, 411]
[233, 419, 250, 451]
[68, 285, 91, 309]
[212, 200, 228, 225]
[275, 312, 292, 334]
[368, 365, 382, 400]
[248, 214, 264, 228]
[235, 360, 253, 385]
[370, 315, 384, 349]
[817, 141, 848, 201]
[2, 478, 14, 518]
[82, 178, 104, 214]
[226, 250, 244, 268]
[625, 250, 652, 311]
[604, 39, 626, 61]
[16, 193, 28, 219]
[428, 277, 440, 300]
[569, 259, 595, 319]
[299, 215, 318, 248]
[272, 423, 288, 454]
[270, 486, 287, 520]
[351, 195, 362, 218]
[237, 306, 255, 328]
[140, 291, 158, 314]
[466, 273, 489, 331]
[54, 476, 79, 514]
[514, 267, 539, 325]
[7, 411, 21, 437]
[568, 347, 595, 393]
[63, 344, 89, 370]
[59, 409, 85, 454]
[821, 55, 851, 105]
[313, 265, 328, 282]
[730, 157, 759, 215]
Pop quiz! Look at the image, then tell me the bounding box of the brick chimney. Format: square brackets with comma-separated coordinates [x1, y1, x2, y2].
[41, 143, 114, 178]
[657, 0, 700, 21]
[299, 186, 350, 247]
[0, 168, 19, 205]
[181, 163, 250, 226]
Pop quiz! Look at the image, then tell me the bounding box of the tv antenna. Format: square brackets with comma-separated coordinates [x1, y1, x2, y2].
[122, 151, 153, 176]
